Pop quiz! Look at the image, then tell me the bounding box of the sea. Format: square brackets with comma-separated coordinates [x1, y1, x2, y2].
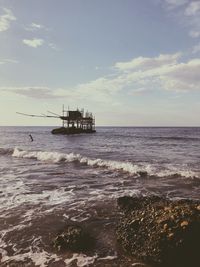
[0, 126, 199, 267]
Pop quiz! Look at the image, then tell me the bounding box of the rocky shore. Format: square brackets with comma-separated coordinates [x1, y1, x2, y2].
[117, 196, 200, 266]
[52, 195, 200, 267]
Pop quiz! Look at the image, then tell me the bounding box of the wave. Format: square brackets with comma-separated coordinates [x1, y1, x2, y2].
[12, 147, 199, 179]
[0, 246, 61, 266]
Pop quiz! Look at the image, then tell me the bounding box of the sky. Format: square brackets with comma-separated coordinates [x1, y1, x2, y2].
[0, 0, 200, 126]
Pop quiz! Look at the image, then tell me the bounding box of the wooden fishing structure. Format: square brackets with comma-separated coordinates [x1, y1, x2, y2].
[17, 106, 96, 135]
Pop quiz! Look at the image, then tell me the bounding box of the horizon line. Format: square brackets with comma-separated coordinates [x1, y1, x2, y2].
[0, 125, 200, 128]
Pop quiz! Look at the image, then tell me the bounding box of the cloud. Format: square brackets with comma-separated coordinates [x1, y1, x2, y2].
[0, 8, 16, 32]
[76, 54, 200, 95]
[23, 38, 44, 48]
[1, 53, 200, 104]
[160, 58, 200, 90]
[0, 58, 18, 65]
[161, 0, 200, 38]
[23, 38, 56, 50]
[31, 23, 43, 29]
[129, 87, 150, 95]
[25, 22, 47, 31]
[115, 53, 181, 71]
[185, 1, 200, 16]
[184, 1, 200, 38]
[1, 87, 62, 99]
[192, 42, 200, 53]
[48, 43, 59, 50]
[189, 30, 200, 38]
[165, 0, 188, 8]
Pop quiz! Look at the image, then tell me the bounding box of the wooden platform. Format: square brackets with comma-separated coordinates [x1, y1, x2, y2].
[51, 127, 96, 135]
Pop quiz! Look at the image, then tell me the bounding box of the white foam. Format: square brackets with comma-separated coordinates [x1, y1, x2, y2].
[132, 263, 145, 266]
[12, 147, 199, 179]
[1, 248, 61, 267]
[22, 209, 36, 220]
[65, 253, 97, 267]
[70, 212, 91, 222]
[155, 167, 197, 178]
[12, 147, 76, 163]
[0, 183, 74, 213]
[98, 255, 118, 261]
[64, 253, 118, 266]
[0, 176, 30, 212]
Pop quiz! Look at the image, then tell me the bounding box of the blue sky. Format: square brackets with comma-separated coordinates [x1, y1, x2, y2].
[0, 0, 200, 126]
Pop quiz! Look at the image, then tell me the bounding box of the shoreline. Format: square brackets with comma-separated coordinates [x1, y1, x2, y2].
[1, 195, 199, 267]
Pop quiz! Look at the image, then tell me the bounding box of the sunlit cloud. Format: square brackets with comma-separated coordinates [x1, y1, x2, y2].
[2, 53, 200, 106]
[0, 8, 16, 32]
[23, 38, 44, 48]
[70, 54, 200, 94]
[114, 53, 181, 71]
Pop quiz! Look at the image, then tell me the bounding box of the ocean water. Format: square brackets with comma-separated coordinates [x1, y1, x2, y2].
[0, 126, 199, 266]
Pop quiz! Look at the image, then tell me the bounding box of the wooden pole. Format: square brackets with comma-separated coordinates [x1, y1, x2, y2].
[62, 104, 64, 127]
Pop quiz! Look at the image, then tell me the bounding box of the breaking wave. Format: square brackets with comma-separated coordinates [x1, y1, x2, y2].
[12, 147, 199, 179]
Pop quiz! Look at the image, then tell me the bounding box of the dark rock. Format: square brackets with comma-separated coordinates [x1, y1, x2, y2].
[53, 225, 94, 252]
[117, 196, 200, 267]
